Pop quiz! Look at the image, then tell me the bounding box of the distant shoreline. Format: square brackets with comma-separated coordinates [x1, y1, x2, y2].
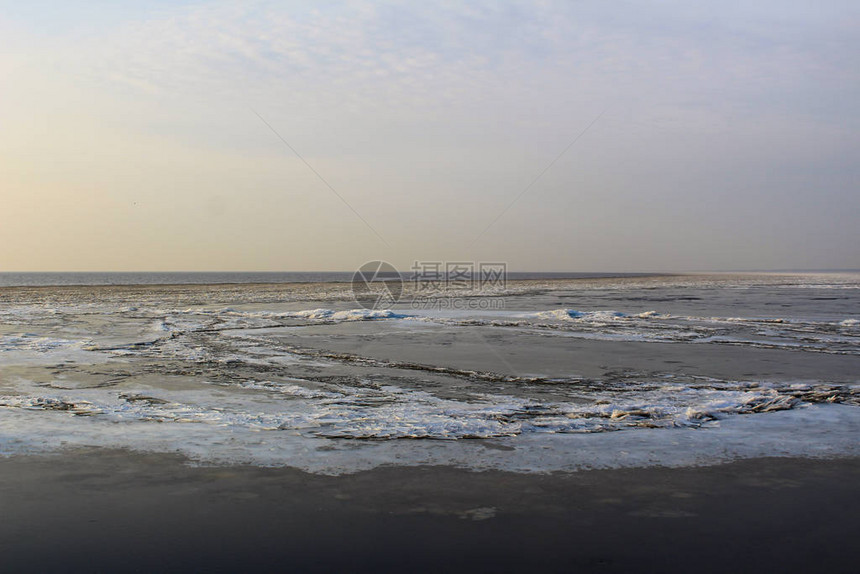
[2, 270, 858, 289]
[0, 271, 671, 289]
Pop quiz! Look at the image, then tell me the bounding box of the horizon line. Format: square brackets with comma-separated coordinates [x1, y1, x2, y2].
[1, 269, 858, 274]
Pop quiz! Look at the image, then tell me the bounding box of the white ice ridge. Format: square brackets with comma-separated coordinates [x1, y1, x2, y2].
[160, 308, 415, 322]
[521, 309, 860, 326]
[0, 334, 112, 366]
[0, 334, 84, 351]
[0, 376, 854, 443]
[523, 309, 661, 321]
[0, 381, 858, 474]
[284, 309, 412, 321]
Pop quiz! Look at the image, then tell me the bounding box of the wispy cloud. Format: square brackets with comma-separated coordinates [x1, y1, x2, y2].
[69, 0, 855, 115]
[1, 0, 858, 270]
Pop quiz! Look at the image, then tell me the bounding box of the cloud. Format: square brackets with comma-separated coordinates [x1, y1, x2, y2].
[1, 0, 858, 270]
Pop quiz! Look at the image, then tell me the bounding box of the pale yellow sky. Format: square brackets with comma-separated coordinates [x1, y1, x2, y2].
[1, 1, 858, 272]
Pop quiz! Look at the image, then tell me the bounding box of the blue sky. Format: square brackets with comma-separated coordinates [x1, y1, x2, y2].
[1, 0, 858, 271]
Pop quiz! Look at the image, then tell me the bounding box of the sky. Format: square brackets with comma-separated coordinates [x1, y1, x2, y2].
[1, 0, 858, 272]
